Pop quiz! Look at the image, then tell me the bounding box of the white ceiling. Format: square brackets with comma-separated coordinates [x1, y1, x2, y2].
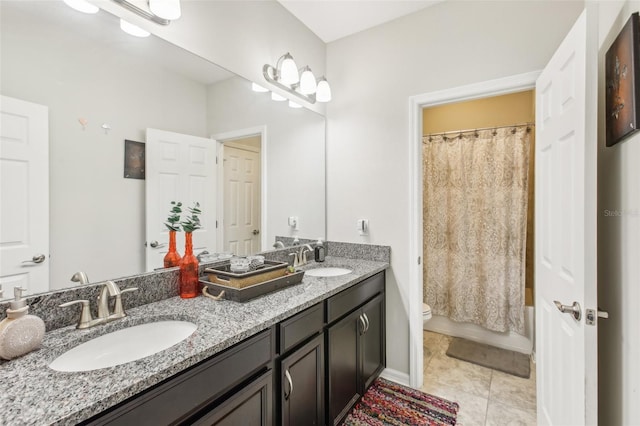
[277, 0, 444, 43]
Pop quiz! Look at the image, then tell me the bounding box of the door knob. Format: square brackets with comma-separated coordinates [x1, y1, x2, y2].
[148, 240, 166, 249]
[22, 254, 46, 264]
[554, 300, 582, 321]
[252, 229, 260, 235]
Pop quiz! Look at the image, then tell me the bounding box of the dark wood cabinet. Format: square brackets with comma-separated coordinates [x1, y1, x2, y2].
[83, 271, 385, 426]
[192, 371, 273, 426]
[326, 273, 386, 426]
[279, 334, 324, 426]
[360, 293, 385, 391]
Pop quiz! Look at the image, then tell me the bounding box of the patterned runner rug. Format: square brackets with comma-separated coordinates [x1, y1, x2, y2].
[343, 377, 459, 425]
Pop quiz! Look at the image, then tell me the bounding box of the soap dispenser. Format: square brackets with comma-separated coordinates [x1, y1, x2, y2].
[314, 238, 325, 262]
[0, 287, 45, 360]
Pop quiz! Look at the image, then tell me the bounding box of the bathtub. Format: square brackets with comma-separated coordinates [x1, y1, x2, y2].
[424, 305, 535, 355]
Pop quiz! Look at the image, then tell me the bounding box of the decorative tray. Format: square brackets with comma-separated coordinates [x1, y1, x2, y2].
[200, 270, 305, 302]
[204, 260, 288, 289]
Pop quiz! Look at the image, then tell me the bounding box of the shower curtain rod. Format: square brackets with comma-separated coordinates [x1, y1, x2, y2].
[423, 122, 535, 140]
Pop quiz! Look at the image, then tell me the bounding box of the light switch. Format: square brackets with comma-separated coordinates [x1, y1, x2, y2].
[357, 219, 369, 236]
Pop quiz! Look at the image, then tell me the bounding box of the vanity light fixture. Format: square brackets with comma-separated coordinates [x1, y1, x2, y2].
[251, 82, 269, 93]
[148, 0, 181, 20]
[120, 19, 151, 37]
[63, 0, 99, 14]
[263, 52, 332, 104]
[111, 0, 181, 26]
[288, 100, 302, 109]
[271, 92, 287, 102]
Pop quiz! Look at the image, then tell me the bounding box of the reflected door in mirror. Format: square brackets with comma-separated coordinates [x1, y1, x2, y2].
[0, 96, 49, 298]
[223, 142, 261, 256]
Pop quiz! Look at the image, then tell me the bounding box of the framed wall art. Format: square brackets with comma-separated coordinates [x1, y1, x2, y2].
[606, 12, 640, 147]
[124, 139, 145, 179]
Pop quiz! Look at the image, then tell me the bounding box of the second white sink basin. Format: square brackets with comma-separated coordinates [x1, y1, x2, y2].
[49, 320, 197, 372]
[305, 267, 353, 277]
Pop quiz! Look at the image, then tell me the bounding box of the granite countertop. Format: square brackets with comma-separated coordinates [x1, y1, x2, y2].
[0, 256, 388, 426]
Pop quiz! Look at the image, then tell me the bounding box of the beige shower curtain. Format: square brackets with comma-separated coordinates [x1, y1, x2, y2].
[423, 126, 531, 334]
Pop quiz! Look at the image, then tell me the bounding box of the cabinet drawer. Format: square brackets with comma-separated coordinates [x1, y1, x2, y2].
[85, 329, 273, 426]
[326, 272, 384, 324]
[278, 303, 323, 354]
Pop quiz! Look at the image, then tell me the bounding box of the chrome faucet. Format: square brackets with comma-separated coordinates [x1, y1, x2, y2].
[60, 280, 138, 329]
[70, 271, 90, 285]
[273, 241, 285, 249]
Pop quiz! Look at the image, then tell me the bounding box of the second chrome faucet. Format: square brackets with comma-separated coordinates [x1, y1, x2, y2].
[60, 280, 138, 329]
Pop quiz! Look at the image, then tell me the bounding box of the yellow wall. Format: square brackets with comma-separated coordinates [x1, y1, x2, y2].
[423, 90, 536, 305]
[423, 90, 535, 134]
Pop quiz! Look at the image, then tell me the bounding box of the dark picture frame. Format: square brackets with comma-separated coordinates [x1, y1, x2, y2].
[124, 140, 145, 179]
[606, 12, 640, 147]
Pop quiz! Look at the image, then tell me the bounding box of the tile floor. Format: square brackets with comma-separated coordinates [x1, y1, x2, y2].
[422, 331, 537, 426]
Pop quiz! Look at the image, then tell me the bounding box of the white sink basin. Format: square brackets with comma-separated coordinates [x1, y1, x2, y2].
[305, 267, 352, 277]
[49, 320, 197, 372]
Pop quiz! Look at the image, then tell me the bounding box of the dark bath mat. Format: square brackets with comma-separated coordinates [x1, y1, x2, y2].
[446, 337, 531, 378]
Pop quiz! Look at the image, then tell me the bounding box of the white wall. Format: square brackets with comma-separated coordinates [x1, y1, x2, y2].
[95, 0, 327, 115]
[206, 77, 326, 247]
[597, 2, 640, 424]
[325, 0, 583, 378]
[1, 2, 207, 289]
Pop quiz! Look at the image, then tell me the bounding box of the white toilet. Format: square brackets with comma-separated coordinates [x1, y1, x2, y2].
[423, 303, 432, 324]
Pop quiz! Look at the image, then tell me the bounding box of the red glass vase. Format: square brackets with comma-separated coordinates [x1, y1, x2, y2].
[179, 232, 199, 298]
[163, 230, 182, 268]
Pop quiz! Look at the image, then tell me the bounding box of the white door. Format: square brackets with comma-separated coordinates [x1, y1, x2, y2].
[0, 95, 49, 298]
[223, 143, 261, 256]
[535, 8, 598, 425]
[145, 128, 217, 271]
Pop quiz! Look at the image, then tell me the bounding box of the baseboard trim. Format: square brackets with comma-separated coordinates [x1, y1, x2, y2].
[379, 368, 411, 387]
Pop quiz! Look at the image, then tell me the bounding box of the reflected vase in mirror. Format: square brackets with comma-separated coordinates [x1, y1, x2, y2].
[163, 230, 182, 268]
[179, 232, 199, 298]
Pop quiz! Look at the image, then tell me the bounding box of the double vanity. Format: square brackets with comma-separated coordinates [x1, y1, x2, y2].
[0, 250, 389, 425]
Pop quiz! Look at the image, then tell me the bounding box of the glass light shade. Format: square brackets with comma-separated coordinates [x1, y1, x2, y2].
[299, 67, 317, 95]
[149, 0, 181, 20]
[63, 0, 99, 14]
[288, 101, 302, 109]
[271, 92, 286, 102]
[279, 54, 299, 85]
[316, 78, 332, 102]
[251, 82, 269, 93]
[120, 19, 150, 38]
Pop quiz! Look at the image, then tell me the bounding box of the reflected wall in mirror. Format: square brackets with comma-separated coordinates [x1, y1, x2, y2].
[0, 1, 325, 298]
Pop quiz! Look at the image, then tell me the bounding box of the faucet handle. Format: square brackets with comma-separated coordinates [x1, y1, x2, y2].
[112, 287, 138, 318]
[288, 252, 299, 268]
[60, 299, 93, 329]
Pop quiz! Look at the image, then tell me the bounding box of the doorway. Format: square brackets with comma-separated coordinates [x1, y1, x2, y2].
[213, 126, 267, 256]
[407, 71, 541, 390]
[221, 136, 262, 255]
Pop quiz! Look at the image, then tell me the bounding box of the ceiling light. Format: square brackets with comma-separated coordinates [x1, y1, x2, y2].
[299, 67, 317, 95]
[279, 53, 299, 86]
[149, 0, 181, 20]
[251, 82, 269, 93]
[288, 101, 302, 109]
[271, 92, 286, 102]
[63, 0, 99, 14]
[120, 19, 151, 37]
[316, 77, 332, 103]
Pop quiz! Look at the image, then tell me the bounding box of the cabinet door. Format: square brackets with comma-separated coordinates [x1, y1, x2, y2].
[280, 334, 324, 426]
[326, 309, 362, 426]
[191, 370, 272, 426]
[360, 293, 385, 392]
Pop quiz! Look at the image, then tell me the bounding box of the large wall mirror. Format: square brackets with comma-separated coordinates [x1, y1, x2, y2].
[0, 1, 326, 299]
